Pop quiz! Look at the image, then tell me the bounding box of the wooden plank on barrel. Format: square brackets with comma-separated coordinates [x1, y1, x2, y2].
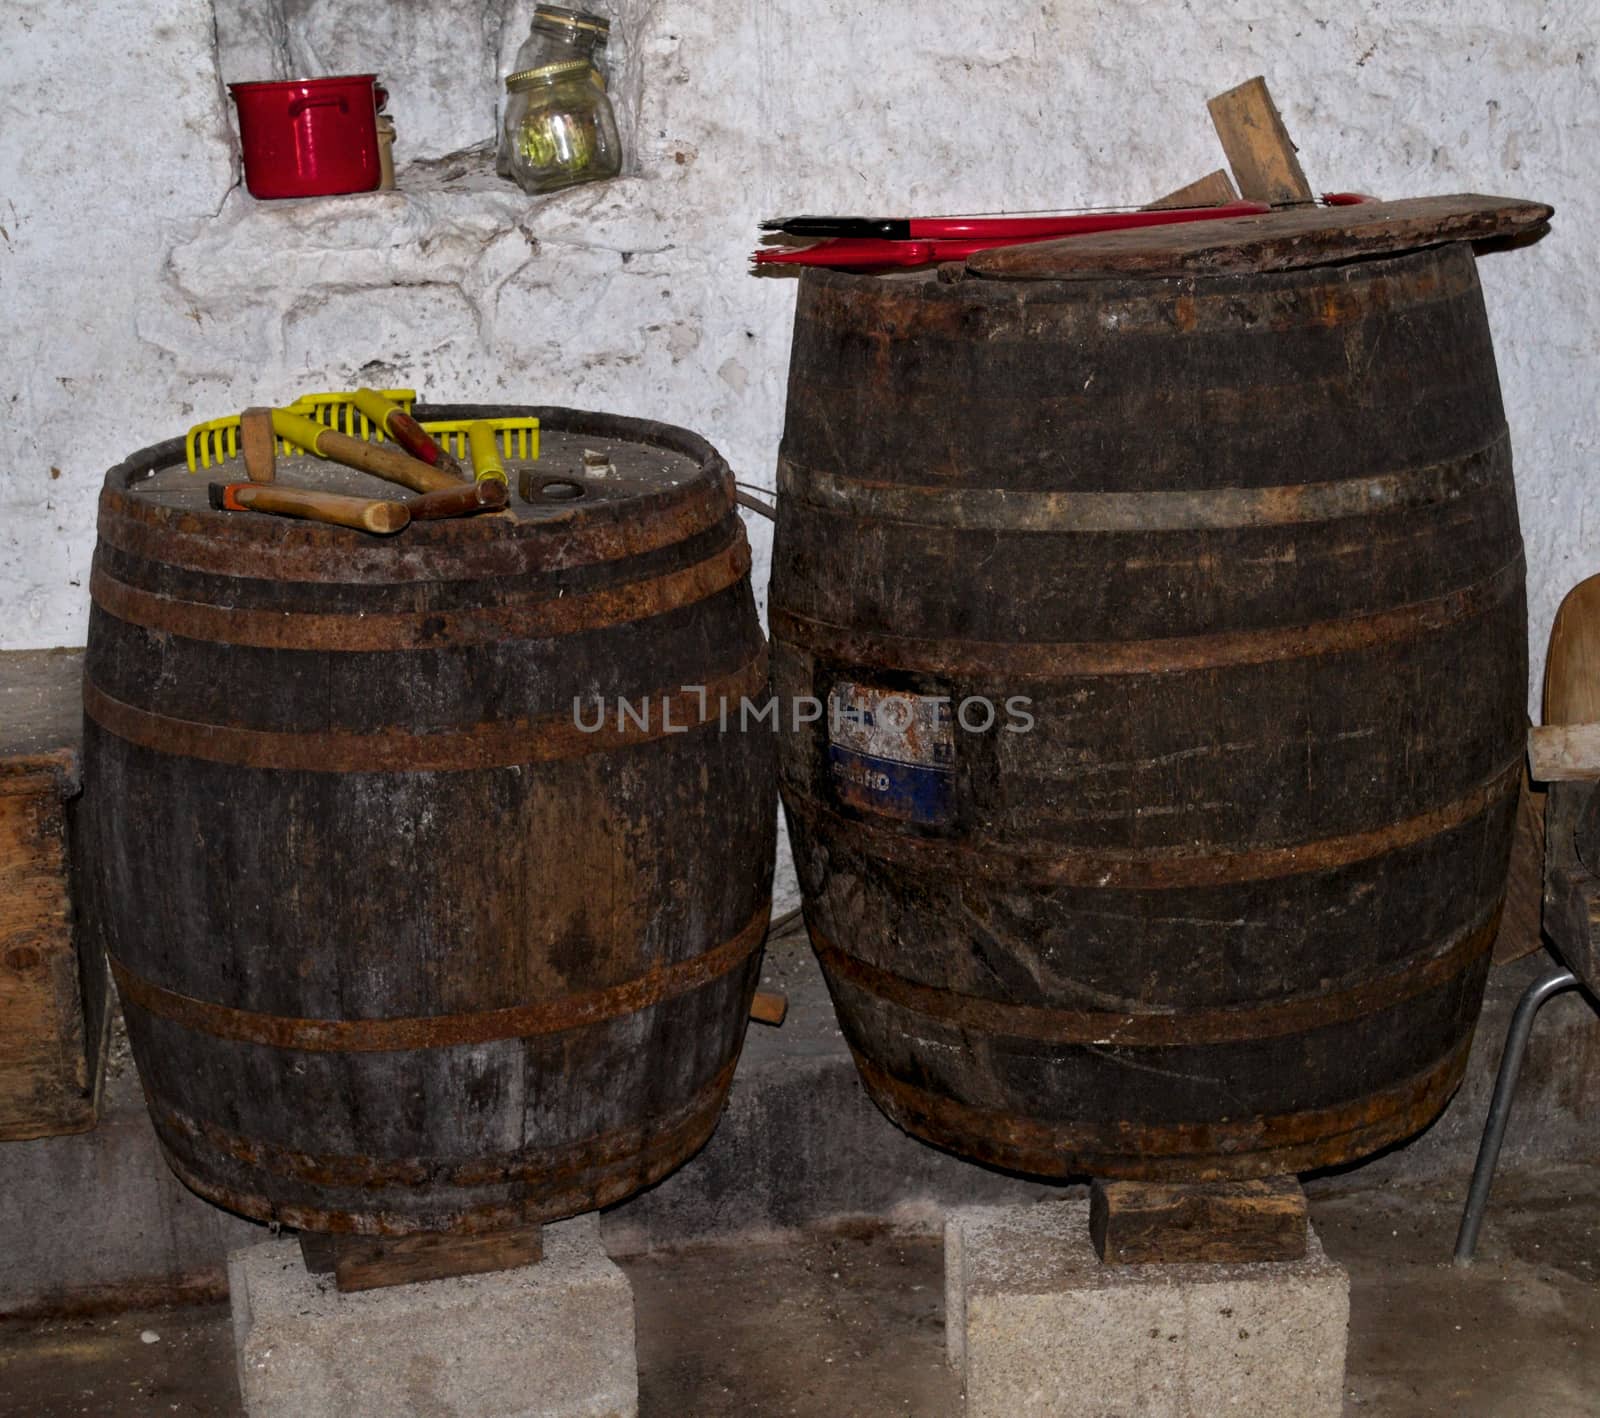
[325, 1225, 544, 1292]
[1206, 76, 1314, 206]
[1090, 1177, 1308, 1265]
[966, 194, 1554, 280]
[1146, 170, 1240, 209]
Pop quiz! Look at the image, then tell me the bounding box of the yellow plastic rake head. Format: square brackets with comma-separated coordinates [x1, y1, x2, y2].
[184, 390, 418, 471]
[422, 419, 540, 466]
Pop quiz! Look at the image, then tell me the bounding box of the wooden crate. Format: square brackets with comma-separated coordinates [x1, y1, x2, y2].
[0, 648, 109, 1141]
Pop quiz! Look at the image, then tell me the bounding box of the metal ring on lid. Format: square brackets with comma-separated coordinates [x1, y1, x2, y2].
[506, 58, 597, 90]
[534, 6, 611, 35]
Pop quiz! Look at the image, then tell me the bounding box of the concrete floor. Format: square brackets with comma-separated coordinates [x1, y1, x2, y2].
[1, 1167, 1594, 1418]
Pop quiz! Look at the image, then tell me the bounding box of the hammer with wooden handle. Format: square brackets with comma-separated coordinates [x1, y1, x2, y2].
[271, 409, 463, 494]
[209, 481, 410, 535]
[240, 406, 276, 483]
[352, 387, 466, 480]
[407, 479, 510, 520]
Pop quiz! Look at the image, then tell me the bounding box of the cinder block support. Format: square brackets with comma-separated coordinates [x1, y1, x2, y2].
[229, 1214, 636, 1418]
[946, 1199, 1349, 1418]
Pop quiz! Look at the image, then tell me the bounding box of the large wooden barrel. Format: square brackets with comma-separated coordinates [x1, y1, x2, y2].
[771, 245, 1526, 1180]
[83, 404, 774, 1232]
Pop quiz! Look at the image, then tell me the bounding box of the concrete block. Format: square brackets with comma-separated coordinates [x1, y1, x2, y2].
[946, 1199, 1349, 1418]
[228, 1214, 636, 1418]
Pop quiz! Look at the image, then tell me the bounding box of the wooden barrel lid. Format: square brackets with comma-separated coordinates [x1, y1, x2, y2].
[965, 193, 1553, 281]
[102, 404, 732, 585]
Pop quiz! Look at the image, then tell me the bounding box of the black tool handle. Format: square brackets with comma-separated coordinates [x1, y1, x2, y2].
[758, 216, 909, 239]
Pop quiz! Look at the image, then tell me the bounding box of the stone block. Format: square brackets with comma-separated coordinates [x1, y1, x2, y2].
[229, 1214, 636, 1418]
[946, 1199, 1348, 1418]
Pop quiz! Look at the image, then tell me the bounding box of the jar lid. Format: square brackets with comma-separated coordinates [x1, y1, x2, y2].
[505, 58, 597, 91]
[533, 6, 610, 36]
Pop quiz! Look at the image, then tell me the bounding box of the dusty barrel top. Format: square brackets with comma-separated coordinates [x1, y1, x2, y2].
[100, 404, 723, 585]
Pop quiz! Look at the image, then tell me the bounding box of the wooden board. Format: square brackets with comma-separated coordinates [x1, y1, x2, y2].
[750, 989, 788, 1025]
[1147, 170, 1240, 210]
[1528, 724, 1600, 782]
[968, 194, 1553, 281]
[1544, 574, 1600, 724]
[1493, 752, 1548, 966]
[1090, 1177, 1308, 1265]
[0, 648, 108, 1142]
[297, 1232, 338, 1274]
[1206, 76, 1314, 206]
[301, 1225, 544, 1292]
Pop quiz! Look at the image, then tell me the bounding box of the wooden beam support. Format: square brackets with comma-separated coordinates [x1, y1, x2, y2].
[750, 990, 789, 1025]
[297, 1232, 338, 1274]
[1207, 77, 1314, 206]
[1090, 1177, 1308, 1266]
[297, 1225, 545, 1292]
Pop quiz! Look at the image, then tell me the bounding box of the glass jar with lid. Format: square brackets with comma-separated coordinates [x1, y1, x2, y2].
[497, 6, 612, 177]
[503, 59, 622, 194]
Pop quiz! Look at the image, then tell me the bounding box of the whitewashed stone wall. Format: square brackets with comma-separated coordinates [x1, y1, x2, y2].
[3, 1, 1596, 909]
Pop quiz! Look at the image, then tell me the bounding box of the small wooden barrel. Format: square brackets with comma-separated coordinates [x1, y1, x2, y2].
[83, 405, 774, 1233]
[772, 246, 1526, 1180]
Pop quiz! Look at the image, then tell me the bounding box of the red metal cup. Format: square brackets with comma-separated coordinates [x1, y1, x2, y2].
[229, 75, 387, 199]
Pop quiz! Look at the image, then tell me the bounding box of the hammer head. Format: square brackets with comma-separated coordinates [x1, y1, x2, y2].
[240, 406, 276, 483]
[208, 481, 249, 512]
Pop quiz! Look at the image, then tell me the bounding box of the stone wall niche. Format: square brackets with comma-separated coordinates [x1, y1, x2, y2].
[212, 0, 642, 171]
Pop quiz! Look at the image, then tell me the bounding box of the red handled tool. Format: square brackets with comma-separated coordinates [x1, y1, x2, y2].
[753, 201, 1272, 270]
[752, 236, 1028, 269]
[407, 479, 509, 520]
[758, 201, 1269, 241]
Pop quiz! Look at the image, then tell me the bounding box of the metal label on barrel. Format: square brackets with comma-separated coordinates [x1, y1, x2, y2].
[827, 683, 954, 825]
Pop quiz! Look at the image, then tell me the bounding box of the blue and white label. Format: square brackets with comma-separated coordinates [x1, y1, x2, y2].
[827, 682, 954, 825]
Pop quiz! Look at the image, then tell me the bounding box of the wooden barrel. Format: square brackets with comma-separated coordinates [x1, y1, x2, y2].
[83, 404, 774, 1233]
[771, 245, 1526, 1180]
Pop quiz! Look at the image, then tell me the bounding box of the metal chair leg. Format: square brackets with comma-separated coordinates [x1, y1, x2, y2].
[1453, 965, 1579, 1265]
